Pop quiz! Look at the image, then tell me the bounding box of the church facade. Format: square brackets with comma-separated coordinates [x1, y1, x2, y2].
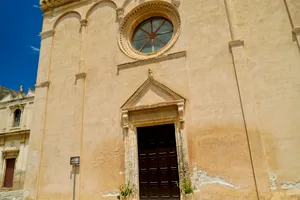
[22, 0, 300, 199]
[0, 86, 34, 199]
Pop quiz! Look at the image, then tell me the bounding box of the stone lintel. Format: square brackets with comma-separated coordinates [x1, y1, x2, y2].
[229, 39, 244, 48]
[75, 72, 87, 80]
[117, 51, 187, 74]
[35, 81, 50, 88]
[40, 30, 55, 39]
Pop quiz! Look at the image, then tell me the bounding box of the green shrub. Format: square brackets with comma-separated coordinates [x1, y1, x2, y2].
[177, 177, 194, 194]
[118, 182, 135, 198]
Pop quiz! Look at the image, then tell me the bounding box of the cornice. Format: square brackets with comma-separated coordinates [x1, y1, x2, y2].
[0, 129, 30, 138]
[40, 30, 55, 39]
[35, 81, 50, 88]
[40, 0, 82, 12]
[117, 51, 186, 74]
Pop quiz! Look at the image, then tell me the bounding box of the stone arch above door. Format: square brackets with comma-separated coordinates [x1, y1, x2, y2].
[121, 70, 189, 199]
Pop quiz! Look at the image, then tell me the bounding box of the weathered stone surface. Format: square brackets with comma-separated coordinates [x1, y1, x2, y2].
[25, 0, 300, 199]
[0, 190, 23, 200]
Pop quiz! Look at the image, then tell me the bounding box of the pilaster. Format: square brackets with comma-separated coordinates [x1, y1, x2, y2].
[75, 18, 88, 200]
[229, 40, 271, 198]
[37, 30, 55, 84]
[23, 29, 54, 200]
[224, 0, 266, 197]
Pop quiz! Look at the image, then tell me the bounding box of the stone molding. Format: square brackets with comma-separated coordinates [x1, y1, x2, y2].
[41, 0, 76, 11]
[80, 19, 88, 27]
[35, 81, 50, 88]
[116, 8, 125, 23]
[0, 138, 4, 145]
[75, 72, 87, 80]
[117, 51, 186, 74]
[9, 104, 25, 111]
[2, 149, 20, 159]
[120, 72, 188, 194]
[40, 30, 55, 39]
[118, 1, 181, 60]
[0, 130, 30, 137]
[121, 71, 185, 110]
[292, 27, 300, 35]
[171, 0, 180, 7]
[229, 39, 244, 48]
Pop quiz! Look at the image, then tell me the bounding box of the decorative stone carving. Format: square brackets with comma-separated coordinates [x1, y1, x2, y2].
[177, 101, 185, 128]
[80, 19, 88, 27]
[40, 0, 76, 12]
[9, 104, 25, 111]
[40, 30, 55, 40]
[120, 71, 188, 198]
[122, 111, 129, 129]
[35, 81, 50, 88]
[121, 71, 185, 110]
[118, 1, 181, 60]
[116, 8, 124, 23]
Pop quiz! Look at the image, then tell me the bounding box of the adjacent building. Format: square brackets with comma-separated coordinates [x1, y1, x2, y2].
[0, 86, 34, 199]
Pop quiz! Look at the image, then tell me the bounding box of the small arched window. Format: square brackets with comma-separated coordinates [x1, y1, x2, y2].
[13, 109, 21, 127]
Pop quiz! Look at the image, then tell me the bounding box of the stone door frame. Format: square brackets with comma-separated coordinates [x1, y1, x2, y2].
[122, 100, 189, 199]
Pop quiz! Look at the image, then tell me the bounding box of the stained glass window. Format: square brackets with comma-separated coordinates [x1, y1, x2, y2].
[132, 17, 174, 54]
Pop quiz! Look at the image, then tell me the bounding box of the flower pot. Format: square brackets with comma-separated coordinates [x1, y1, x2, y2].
[183, 193, 193, 200]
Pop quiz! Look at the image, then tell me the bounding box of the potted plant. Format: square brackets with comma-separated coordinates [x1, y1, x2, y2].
[177, 177, 194, 200]
[117, 182, 135, 200]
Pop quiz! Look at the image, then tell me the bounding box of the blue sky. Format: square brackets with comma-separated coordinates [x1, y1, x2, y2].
[0, 1, 42, 92]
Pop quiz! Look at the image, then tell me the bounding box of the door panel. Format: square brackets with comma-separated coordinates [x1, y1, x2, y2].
[138, 124, 180, 200]
[3, 158, 15, 188]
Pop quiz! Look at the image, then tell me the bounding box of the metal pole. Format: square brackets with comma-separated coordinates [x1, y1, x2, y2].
[72, 165, 77, 200]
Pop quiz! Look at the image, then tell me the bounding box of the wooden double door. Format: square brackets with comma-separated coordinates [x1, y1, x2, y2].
[137, 124, 180, 200]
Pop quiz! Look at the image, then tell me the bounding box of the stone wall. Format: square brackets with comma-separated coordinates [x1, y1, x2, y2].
[24, 0, 300, 199]
[0, 190, 24, 200]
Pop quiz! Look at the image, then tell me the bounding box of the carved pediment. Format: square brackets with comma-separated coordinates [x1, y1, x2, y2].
[122, 73, 185, 110]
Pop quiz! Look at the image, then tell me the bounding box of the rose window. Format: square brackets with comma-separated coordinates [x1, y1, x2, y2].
[132, 17, 174, 54]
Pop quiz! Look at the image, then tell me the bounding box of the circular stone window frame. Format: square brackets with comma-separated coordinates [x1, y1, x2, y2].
[118, 1, 181, 60]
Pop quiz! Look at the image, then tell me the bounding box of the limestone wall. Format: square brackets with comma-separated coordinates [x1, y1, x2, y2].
[25, 0, 300, 199]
